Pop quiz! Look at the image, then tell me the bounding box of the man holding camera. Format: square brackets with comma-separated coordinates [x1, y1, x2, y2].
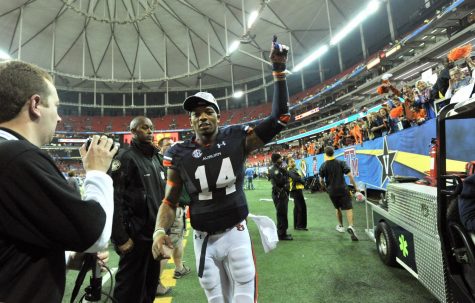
[0, 61, 116, 302]
[110, 116, 168, 302]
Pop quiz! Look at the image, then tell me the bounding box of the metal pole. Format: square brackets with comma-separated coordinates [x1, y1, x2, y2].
[225, 87, 229, 110]
[301, 72, 306, 91]
[208, 18, 211, 65]
[165, 80, 168, 115]
[94, 80, 97, 106]
[78, 92, 82, 116]
[261, 52, 268, 102]
[51, 21, 56, 72]
[288, 31, 295, 69]
[18, 6, 23, 60]
[111, 37, 114, 80]
[325, 0, 343, 71]
[359, 24, 368, 59]
[101, 93, 104, 117]
[337, 45, 344, 72]
[224, 6, 229, 53]
[164, 34, 168, 77]
[319, 59, 324, 82]
[144, 93, 147, 116]
[386, 0, 396, 41]
[82, 29, 86, 77]
[122, 94, 126, 116]
[241, 0, 246, 34]
[187, 29, 190, 75]
[230, 64, 235, 94]
[244, 83, 248, 108]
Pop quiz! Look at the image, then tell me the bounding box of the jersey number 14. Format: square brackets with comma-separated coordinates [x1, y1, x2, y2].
[195, 157, 236, 200]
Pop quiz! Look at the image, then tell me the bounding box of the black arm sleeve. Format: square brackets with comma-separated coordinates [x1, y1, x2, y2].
[110, 152, 133, 246]
[0, 146, 105, 252]
[254, 79, 290, 144]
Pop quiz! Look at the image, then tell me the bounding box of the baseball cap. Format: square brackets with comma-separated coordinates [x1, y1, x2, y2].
[183, 92, 220, 114]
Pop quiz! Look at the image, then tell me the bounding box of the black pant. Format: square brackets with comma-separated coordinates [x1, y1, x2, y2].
[113, 239, 161, 303]
[291, 190, 307, 229]
[272, 189, 289, 237]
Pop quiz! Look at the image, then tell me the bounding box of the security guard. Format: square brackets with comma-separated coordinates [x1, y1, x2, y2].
[269, 153, 292, 240]
[110, 116, 168, 302]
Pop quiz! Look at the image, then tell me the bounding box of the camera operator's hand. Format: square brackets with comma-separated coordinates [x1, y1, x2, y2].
[80, 135, 118, 173]
[152, 234, 173, 260]
[96, 251, 110, 272]
[117, 238, 134, 255]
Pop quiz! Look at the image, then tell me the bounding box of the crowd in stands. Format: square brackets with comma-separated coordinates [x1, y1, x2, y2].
[246, 54, 475, 167]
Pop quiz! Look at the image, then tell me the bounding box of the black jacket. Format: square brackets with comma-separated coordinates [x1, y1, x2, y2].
[111, 139, 166, 245]
[269, 164, 289, 192]
[0, 129, 105, 303]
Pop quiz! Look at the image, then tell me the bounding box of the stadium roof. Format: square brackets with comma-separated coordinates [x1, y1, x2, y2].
[0, 0, 371, 93]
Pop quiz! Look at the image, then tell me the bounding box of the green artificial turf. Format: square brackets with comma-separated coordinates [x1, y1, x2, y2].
[64, 179, 438, 303]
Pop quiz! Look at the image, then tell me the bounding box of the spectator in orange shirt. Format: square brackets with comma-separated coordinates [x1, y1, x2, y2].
[349, 122, 363, 145]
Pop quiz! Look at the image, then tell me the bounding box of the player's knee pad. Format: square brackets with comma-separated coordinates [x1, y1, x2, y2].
[228, 246, 255, 283]
[198, 258, 221, 290]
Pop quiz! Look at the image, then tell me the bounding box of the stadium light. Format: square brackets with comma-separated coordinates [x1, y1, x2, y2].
[0, 49, 11, 60]
[228, 40, 241, 54]
[292, 45, 329, 72]
[233, 90, 244, 98]
[247, 10, 259, 28]
[330, 0, 380, 46]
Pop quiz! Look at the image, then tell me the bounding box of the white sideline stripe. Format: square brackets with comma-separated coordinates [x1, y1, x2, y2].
[259, 198, 295, 202]
[102, 267, 118, 286]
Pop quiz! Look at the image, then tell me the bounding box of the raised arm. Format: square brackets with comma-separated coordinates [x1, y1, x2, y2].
[151, 168, 182, 259]
[245, 36, 290, 153]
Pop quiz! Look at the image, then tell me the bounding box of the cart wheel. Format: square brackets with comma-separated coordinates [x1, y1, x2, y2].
[375, 221, 397, 267]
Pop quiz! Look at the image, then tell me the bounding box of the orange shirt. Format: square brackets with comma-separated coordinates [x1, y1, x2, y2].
[389, 106, 404, 119]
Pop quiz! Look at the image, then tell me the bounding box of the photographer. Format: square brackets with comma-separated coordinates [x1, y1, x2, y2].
[268, 153, 292, 240]
[0, 61, 116, 303]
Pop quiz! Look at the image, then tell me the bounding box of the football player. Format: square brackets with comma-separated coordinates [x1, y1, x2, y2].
[152, 36, 290, 303]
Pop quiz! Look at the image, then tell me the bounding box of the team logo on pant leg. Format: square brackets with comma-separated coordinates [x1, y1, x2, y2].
[236, 224, 245, 231]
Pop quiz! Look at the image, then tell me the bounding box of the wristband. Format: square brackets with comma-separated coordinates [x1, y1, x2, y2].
[153, 228, 166, 240]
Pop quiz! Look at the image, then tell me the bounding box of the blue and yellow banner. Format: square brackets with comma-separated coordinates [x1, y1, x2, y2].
[296, 119, 474, 190]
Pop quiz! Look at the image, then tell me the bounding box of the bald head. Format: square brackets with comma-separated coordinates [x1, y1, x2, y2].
[130, 116, 154, 143]
[130, 116, 150, 132]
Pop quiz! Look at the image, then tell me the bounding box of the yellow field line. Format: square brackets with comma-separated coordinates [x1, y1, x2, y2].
[154, 220, 191, 303]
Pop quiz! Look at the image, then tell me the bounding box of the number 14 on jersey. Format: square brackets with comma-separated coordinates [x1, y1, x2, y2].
[194, 157, 237, 200]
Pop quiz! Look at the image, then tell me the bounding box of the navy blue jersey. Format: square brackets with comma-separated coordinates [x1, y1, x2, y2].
[164, 125, 249, 232]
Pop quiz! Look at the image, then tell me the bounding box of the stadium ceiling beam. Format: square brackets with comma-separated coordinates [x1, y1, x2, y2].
[224, 1, 287, 31]
[266, 4, 308, 53]
[112, 36, 134, 78]
[126, 0, 142, 77]
[0, 0, 37, 18]
[232, 63, 261, 73]
[170, 78, 190, 88]
[72, 79, 87, 88]
[83, 2, 98, 76]
[329, 0, 348, 21]
[209, 18, 225, 53]
[202, 72, 230, 84]
[8, 9, 22, 54]
[148, 14, 199, 71]
[160, 0, 225, 57]
[176, 0, 241, 51]
[188, 30, 201, 69]
[9, 2, 69, 56]
[55, 0, 101, 68]
[291, 28, 332, 33]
